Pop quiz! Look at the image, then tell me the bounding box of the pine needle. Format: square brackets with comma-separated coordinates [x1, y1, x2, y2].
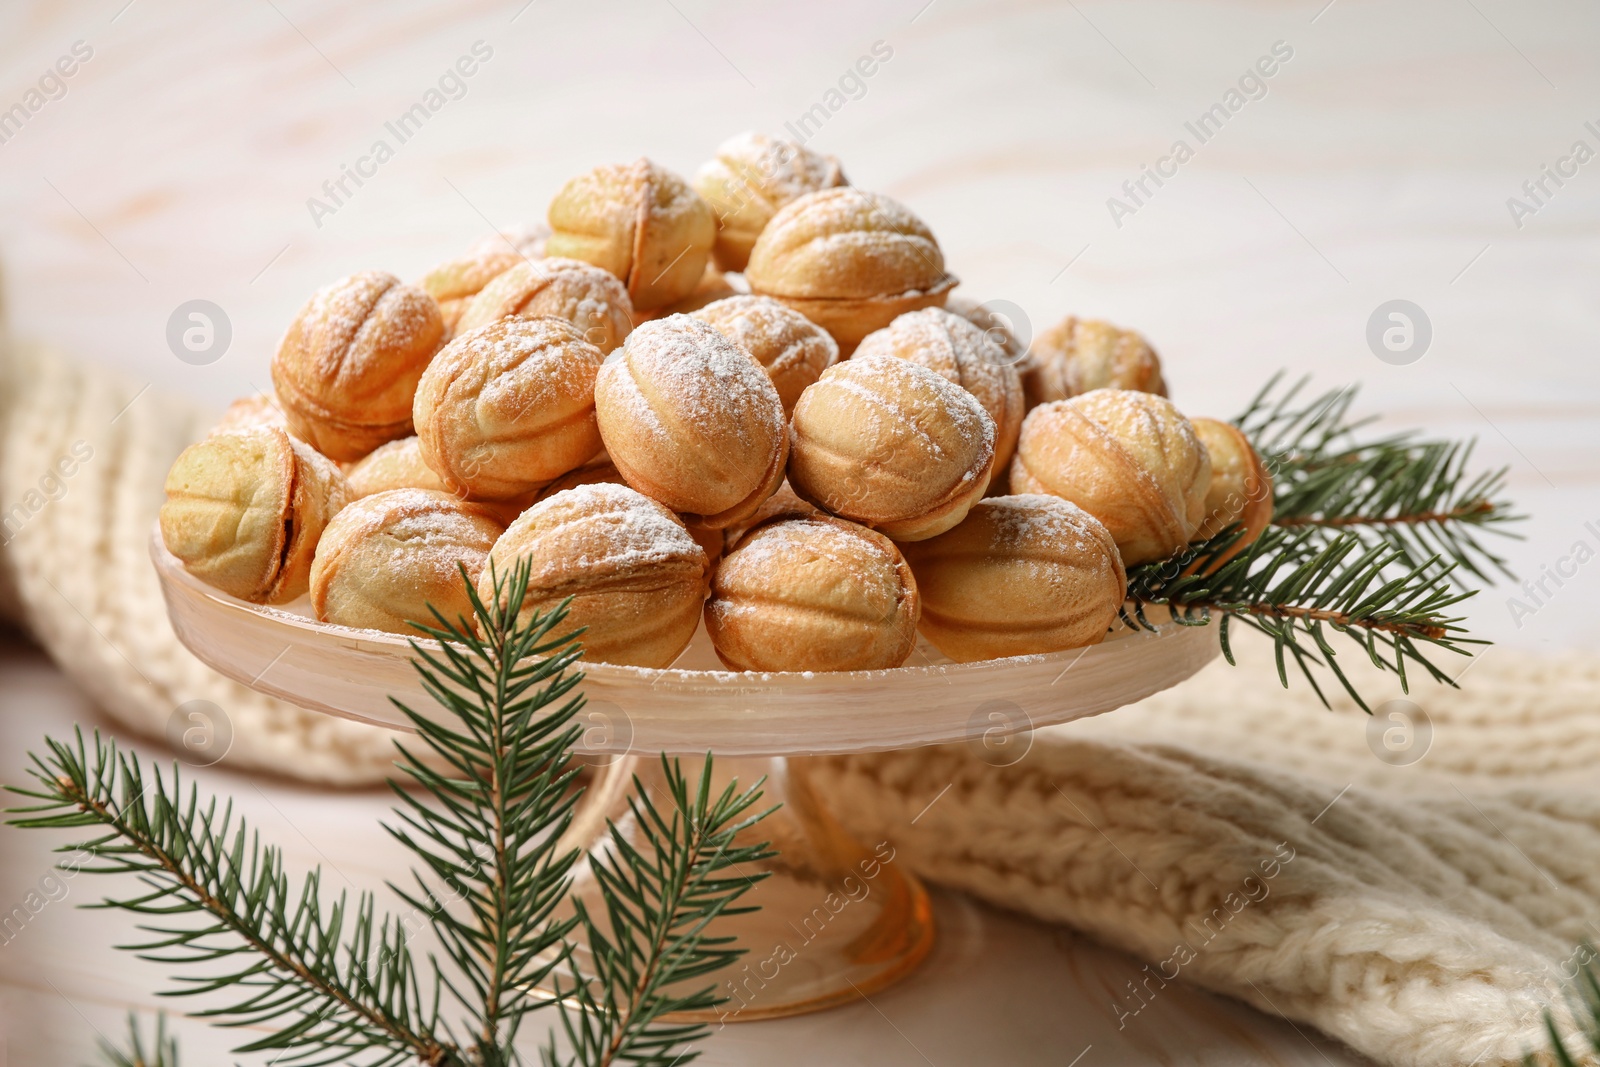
[95, 1013, 179, 1067]
[1526, 950, 1600, 1067]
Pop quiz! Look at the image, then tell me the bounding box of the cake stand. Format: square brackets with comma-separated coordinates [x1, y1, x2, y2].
[152, 528, 1219, 1020]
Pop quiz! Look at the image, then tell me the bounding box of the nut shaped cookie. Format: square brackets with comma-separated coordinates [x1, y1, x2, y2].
[455, 257, 634, 354]
[480, 483, 709, 668]
[545, 159, 715, 313]
[535, 460, 722, 567]
[855, 307, 1024, 472]
[418, 250, 523, 338]
[1191, 417, 1274, 558]
[160, 427, 349, 603]
[787, 354, 995, 542]
[691, 295, 838, 416]
[721, 480, 822, 550]
[310, 489, 504, 634]
[212, 393, 287, 436]
[535, 459, 628, 501]
[900, 495, 1126, 662]
[1022, 316, 1166, 410]
[413, 318, 605, 501]
[744, 188, 956, 352]
[693, 132, 847, 272]
[344, 436, 450, 498]
[271, 271, 445, 461]
[706, 515, 919, 673]
[1010, 390, 1210, 565]
[595, 315, 788, 529]
[945, 294, 1027, 364]
[643, 261, 739, 320]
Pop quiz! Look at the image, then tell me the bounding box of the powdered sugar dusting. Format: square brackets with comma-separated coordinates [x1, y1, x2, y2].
[616, 316, 784, 440]
[505, 482, 703, 579]
[858, 307, 1003, 380]
[984, 494, 1108, 557]
[721, 516, 904, 618]
[1070, 388, 1200, 496]
[687, 299, 835, 420]
[711, 132, 842, 205]
[779, 188, 932, 241]
[444, 316, 587, 377]
[322, 488, 500, 579]
[288, 272, 392, 376]
[807, 355, 995, 472]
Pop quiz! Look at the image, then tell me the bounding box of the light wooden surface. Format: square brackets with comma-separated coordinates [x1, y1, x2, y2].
[2, 0, 1598, 1063]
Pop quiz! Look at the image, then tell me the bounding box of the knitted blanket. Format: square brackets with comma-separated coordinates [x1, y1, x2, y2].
[1, 336, 1595, 1067]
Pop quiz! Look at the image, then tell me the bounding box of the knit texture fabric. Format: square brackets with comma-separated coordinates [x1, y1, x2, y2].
[812, 638, 1600, 1067]
[0, 340, 410, 783]
[0, 337, 1595, 1067]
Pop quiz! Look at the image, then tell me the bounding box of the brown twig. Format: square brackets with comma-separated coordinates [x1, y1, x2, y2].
[1274, 500, 1496, 529]
[1135, 598, 1450, 640]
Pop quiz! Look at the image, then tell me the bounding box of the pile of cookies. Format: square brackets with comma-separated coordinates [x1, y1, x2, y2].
[159, 132, 1273, 673]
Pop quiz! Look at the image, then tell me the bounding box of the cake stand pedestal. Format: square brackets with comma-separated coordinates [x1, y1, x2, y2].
[152, 530, 1218, 1019]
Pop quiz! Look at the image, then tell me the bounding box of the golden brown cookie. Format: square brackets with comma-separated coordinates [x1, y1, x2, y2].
[417, 250, 523, 338]
[693, 132, 847, 272]
[1010, 390, 1210, 565]
[480, 483, 709, 667]
[1022, 316, 1166, 410]
[535, 460, 722, 567]
[594, 315, 788, 529]
[744, 188, 956, 353]
[691, 294, 838, 416]
[721, 480, 822, 549]
[413, 317, 605, 502]
[1190, 417, 1274, 557]
[641, 261, 740, 320]
[854, 307, 1024, 472]
[160, 427, 349, 603]
[344, 436, 450, 498]
[454, 257, 634, 355]
[900, 495, 1126, 662]
[535, 459, 627, 501]
[787, 353, 995, 542]
[545, 159, 715, 313]
[945, 294, 1027, 365]
[212, 393, 287, 436]
[309, 488, 504, 634]
[706, 515, 919, 672]
[271, 271, 445, 461]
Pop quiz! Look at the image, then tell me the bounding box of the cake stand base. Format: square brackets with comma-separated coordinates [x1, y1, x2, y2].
[153, 528, 1222, 1020]
[557, 753, 935, 1022]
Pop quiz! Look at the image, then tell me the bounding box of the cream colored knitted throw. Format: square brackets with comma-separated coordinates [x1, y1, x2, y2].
[2, 338, 1596, 1067]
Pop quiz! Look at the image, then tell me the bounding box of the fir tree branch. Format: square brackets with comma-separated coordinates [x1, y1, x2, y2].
[11, 559, 774, 1067]
[550, 758, 775, 1067]
[1124, 522, 1480, 712]
[1120, 373, 1520, 711]
[382, 562, 590, 1065]
[8, 731, 443, 1067]
[1234, 373, 1521, 583]
[96, 1013, 179, 1067]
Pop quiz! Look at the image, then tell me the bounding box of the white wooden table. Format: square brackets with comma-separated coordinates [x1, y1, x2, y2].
[2, 0, 1597, 1062]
